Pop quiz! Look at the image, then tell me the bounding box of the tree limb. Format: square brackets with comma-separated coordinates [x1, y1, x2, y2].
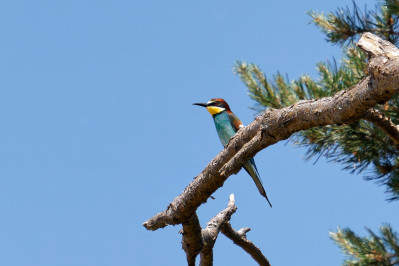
[364, 108, 399, 146]
[200, 194, 237, 266]
[220, 222, 271, 266]
[180, 195, 270, 265]
[181, 213, 203, 266]
[143, 32, 399, 231]
[357, 32, 399, 58]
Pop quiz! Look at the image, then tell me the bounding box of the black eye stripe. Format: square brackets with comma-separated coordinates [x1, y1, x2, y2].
[208, 101, 224, 107]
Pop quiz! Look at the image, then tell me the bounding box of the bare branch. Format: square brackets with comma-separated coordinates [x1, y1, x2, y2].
[181, 195, 271, 265]
[364, 108, 399, 146]
[221, 222, 271, 266]
[357, 32, 399, 58]
[143, 32, 399, 231]
[181, 213, 203, 266]
[237, 227, 251, 237]
[200, 194, 237, 266]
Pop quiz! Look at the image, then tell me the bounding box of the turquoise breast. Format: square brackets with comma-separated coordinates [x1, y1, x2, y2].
[213, 111, 236, 147]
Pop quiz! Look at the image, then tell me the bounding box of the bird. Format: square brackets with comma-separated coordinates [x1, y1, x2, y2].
[193, 98, 272, 207]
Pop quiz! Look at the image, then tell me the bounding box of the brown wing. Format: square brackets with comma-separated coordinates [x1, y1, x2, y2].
[227, 111, 244, 133]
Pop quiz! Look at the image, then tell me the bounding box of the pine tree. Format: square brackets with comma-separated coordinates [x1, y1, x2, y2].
[235, 0, 399, 264]
[330, 225, 399, 265]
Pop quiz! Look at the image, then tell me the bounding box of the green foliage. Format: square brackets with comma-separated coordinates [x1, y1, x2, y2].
[330, 225, 399, 265]
[235, 45, 367, 110]
[234, 0, 399, 201]
[234, 62, 302, 111]
[309, 1, 399, 46]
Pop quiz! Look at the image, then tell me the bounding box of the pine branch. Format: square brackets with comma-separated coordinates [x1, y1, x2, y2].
[236, 33, 399, 200]
[330, 224, 399, 265]
[308, 2, 374, 46]
[384, 0, 399, 16]
[309, 1, 399, 46]
[143, 33, 399, 231]
[234, 46, 367, 112]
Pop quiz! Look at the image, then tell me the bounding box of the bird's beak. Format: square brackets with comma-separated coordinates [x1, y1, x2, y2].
[193, 102, 208, 107]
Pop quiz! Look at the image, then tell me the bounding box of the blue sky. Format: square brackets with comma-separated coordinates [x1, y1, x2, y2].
[0, 0, 398, 265]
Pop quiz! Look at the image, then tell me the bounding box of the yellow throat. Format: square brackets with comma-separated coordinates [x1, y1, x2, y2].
[206, 106, 225, 116]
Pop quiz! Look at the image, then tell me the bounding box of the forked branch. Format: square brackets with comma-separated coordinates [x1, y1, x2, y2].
[200, 194, 237, 266]
[180, 195, 269, 266]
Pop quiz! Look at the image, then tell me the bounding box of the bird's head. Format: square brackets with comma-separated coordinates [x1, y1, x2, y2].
[193, 98, 231, 116]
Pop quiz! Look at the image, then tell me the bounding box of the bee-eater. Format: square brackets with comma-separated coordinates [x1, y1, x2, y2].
[193, 98, 272, 207]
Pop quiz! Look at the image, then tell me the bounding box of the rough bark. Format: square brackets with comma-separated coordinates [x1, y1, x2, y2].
[364, 108, 399, 146]
[200, 194, 237, 266]
[181, 213, 203, 266]
[179, 195, 269, 266]
[143, 32, 399, 231]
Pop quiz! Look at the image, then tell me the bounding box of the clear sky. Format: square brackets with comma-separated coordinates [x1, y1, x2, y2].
[0, 0, 398, 265]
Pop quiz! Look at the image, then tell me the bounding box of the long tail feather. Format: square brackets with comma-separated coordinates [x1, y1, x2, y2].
[243, 160, 272, 207]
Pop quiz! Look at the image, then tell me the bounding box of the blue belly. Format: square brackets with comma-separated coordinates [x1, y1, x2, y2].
[213, 112, 236, 147]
